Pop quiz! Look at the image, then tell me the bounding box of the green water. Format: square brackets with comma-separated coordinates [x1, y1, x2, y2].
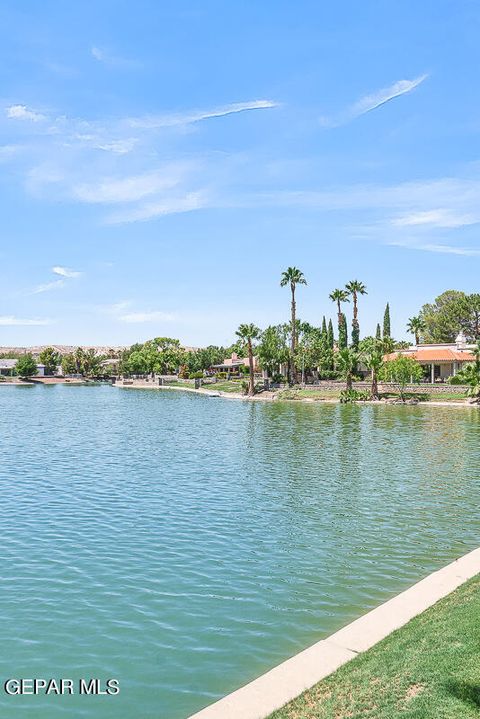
[0, 385, 479, 718]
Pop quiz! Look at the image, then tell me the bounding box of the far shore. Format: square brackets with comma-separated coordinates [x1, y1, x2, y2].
[114, 381, 479, 408]
[3, 376, 477, 408]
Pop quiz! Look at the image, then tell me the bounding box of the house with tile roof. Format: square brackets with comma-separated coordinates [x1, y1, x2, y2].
[384, 332, 477, 383]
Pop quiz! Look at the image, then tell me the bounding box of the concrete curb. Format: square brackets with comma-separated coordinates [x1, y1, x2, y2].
[187, 547, 480, 719]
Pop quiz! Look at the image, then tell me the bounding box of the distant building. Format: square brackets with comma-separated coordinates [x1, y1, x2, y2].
[0, 360, 18, 376]
[209, 352, 259, 375]
[384, 332, 476, 383]
[0, 360, 45, 377]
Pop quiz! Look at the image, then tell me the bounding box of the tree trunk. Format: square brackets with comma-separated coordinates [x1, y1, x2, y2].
[371, 369, 378, 400]
[346, 372, 352, 391]
[353, 293, 358, 321]
[336, 300, 342, 339]
[248, 339, 255, 396]
[415, 331, 419, 345]
[290, 285, 296, 385]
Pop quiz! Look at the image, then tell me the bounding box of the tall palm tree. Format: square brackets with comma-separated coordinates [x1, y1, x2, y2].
[329, 289, 350, 325]
[280, 267, 307, 383]
[236, 323, 261, 396]
[345, 280, 367, 321]
[406, 316, 425, 346]
[329, 289, 350, 349]
[346, 280, 367, 349]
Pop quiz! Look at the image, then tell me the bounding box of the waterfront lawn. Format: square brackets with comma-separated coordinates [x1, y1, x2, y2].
[277, 388, 341, 401]
[165, 380, 195, 388]
[269, 574, 480, 719]
[205, 380, 245, 393]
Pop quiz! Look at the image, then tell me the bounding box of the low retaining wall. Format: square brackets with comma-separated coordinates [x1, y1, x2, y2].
[306, 381, 469, 394]
[188, 547, 480, 719]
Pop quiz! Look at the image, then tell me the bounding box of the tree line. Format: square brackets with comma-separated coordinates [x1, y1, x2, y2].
[7, 278, 479, 400]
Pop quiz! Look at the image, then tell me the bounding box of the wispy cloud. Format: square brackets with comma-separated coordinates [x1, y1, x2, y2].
[351, 75, 428, 116]
[320, 74, 428, 127]
[389, 241, 480, 256]
[93, 138, 138, 154]
[128, 100, 279, 129]
[98, 301, 176, 324]
[31, 266, 82, 294]
[90, 45, 140, 69]
[73, 170, 184, 204]
[6, 104, 46, 122]
[0, 315, 52, 326]
[106, 191, 207, 224]
[391, 209, 478, 228]
[32, 279, 65, 294]
[119, 311, 176, 323]
[52, 266, 82, 278]
[1, 96, 279, 224]
[91, 46, 106, 62]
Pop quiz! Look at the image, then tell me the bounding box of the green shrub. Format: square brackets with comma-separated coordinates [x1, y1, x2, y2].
[448, 374, 467, 385]
[189, 371, 203, 379]
[340, 389, 370, 403]
[216, 372, 227, 379]
[318, 370, 339, 380]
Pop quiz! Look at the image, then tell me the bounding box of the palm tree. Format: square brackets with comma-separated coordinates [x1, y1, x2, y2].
[406, 316, 425, 346]
[346, 280, 367, 349]
[363, 348, 384, 400]
[329, 288, 350, 326]
[336, 347, 358, 391]
[329, 289, 350, 349]
[345, 280, 367, 321]
[280, 267, 307, 384]
[236, 323, 261, 396]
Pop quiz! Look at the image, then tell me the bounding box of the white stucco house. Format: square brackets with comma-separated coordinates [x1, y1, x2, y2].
[384, 332, 477, 382]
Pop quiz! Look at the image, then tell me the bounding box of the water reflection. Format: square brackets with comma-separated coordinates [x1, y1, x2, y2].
[0, 386, 478, 719]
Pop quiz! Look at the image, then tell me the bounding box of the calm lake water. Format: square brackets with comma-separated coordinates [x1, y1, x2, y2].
[1, 385, 479, 718]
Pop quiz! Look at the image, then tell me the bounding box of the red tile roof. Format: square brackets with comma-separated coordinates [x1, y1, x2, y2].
[384, 349, 476, 362]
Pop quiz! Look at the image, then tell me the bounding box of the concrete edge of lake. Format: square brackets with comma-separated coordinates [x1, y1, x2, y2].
[114, 381, 479, 408]
[186, 546, 480, 719]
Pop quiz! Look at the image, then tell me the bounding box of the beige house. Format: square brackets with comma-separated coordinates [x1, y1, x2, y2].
[209, 352, 259, 375]
[385, 332, 476, 382]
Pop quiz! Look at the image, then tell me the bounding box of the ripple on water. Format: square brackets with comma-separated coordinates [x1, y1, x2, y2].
[0, 387, 479, 719]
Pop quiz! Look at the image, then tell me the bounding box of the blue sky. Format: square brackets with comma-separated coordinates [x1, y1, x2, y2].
[1, 0, 479, 347]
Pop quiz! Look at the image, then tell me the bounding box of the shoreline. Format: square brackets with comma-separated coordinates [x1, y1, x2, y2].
[114, 382, 478, 408]
[187, 547, 480, 719]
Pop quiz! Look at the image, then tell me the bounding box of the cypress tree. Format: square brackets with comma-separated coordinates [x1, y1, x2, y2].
[351, 320, 360, 349]
[321, 316, 327, 337]
[376, 323, 381, 340]
[327, 319, 334, 348]
[339, 313, 348, 349]
[383, 303, 391, 338]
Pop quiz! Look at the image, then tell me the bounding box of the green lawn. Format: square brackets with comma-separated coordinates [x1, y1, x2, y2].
[204, 380, 245, 393]
[277, 388, 341, 401]
[164, 380, 195, 388]
[268, 574, 480, 719]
